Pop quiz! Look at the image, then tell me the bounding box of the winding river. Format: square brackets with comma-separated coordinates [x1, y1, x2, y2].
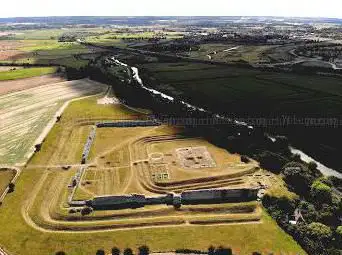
[289, 147, 342, 178]
[112, 57, 342, 179]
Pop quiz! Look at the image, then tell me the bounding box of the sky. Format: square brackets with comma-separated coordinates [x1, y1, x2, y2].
[1, 0, 342, 19]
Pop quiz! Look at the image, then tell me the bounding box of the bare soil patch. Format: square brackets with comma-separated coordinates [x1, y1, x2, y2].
[0, 66, 23, 72]
[0, 74, 66, 95]
[0, 40, 30, 60]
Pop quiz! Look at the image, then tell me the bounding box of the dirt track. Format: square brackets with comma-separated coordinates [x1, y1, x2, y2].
[0, 74, 66, 95]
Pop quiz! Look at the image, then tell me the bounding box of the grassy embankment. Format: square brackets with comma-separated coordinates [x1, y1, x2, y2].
[29, 97, 142, 165]
[0, 96, 306, 255]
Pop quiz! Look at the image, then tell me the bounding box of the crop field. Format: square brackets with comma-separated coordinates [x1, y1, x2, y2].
[0, 40, 30, 60]
[86, 31, 184, 49]
[140, 61, 342, 118]
[188, 43, 272, 64]
[0, 38, 105, 68]
[0, 67, 57, 81]
[0, 78, 107, 164]
[0, 74, 65, 95]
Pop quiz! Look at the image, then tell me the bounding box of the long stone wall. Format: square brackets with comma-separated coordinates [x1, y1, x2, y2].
[81, 126, 96, 164]
[181, 188, 258, 204]
[88, 188, 259, 210]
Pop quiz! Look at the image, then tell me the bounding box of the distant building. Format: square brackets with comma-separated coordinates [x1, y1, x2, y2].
[289, 208, 305, 225]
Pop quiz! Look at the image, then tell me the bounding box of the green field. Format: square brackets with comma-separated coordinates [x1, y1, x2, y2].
[0, 67, 56, 80]
[188, 44, 272, 64]
[0, 37, 103, 68]
[140, 62, 342, 118]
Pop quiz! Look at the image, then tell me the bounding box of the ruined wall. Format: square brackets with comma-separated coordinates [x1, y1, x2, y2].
[88, 188, 258, 210]
[181, 188, 258, 204]
[81, 126, 96, 164]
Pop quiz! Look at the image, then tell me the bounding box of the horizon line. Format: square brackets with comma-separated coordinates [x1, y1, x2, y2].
[0, 15, 342, 20]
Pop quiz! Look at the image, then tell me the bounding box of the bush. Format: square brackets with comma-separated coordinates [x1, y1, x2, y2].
[138, 246, 149, 255]
[96, 250, 105, 255]
[208, 246, 215, 255]
[290, 153, 301, 162]
[81, 207, 93, 216]
[305, 222, 332, 241]
[308, 161, 318, 172]
[298, 201, 317, 223]
[257, 151, 287, 173]
[336, 226, 342, 248]
[8, 183, 15, 193]
[123, 248, 133, 255]
[214, 246, 232, 255]
[240, 155, 250, 163]
[311, 180, 332, 205]
[112, 247, 120, 255]
[282, 162, 313, 196]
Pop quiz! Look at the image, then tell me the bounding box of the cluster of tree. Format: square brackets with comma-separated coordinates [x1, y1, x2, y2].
[295, 43, 342, 61]
[56, 245, 290, 255]
[58, 34, 77, 42]
[141, 40, 200, 53]
[55, 246, 148, 255]
[263, 161, 342, 254]
[182, 33, 291, 45]
[58, 31, 105, 42]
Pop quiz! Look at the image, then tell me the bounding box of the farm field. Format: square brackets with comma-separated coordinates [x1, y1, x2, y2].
[28, 96, 146, 166]
[0, 74, 66, 95]
[0, 38, 104, 68]
[0, 78, 107, 165]
[188, 43, 272, 64]
[0, 66, 57, 81]
[140, 61, 342, 118]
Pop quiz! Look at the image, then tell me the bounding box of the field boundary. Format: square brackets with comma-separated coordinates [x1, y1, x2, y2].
[0, 166, 21, 203]
[22, 80, 108, 167]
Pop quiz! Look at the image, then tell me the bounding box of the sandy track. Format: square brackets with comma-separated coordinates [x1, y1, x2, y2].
[0, 74, 66, 95]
